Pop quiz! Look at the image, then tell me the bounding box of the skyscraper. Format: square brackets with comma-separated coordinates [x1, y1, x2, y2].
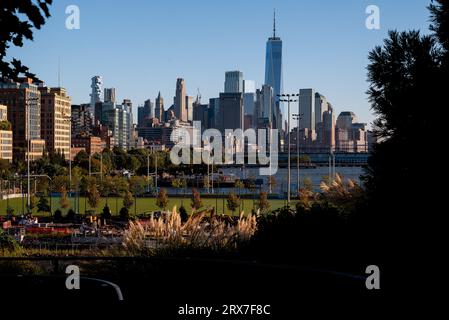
[155, 91, 164, 121]
[314, 92, 329, 127]
[219, 92, 244, 132]
[243, 80, 256, 94]
[138, 99, 153, 126]
[224, 71, 243, 93]
[90, 76, 103, 121]
[299, 89, 315, 132]
[264, 11, 282, 112]
[186, 96, 194, 122]
[174, 78, 187, 121]
[104, 88, 116, 103]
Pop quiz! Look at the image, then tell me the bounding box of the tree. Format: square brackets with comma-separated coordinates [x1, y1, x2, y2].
[303, 177, 313, 191]
[268, 176, 276, 194]
[66, 209, 76, 221]
[235, 179, 245, 211]
[102, 205, 112, 219]
[172, 178, 181, 195]
[362, 1, 448, 281]
[119, 207, 130, 221]
[100, 175, 114, 205]
[59, 187, 70, 209]
[429, 0, 449, 55]
[6, 206, 14, 217]
[87, 179, 100, 212]
[226, 192, 240, 215]
[258, 191, 270, 213]
[37, 194, 50, 215]
[191, 188, 202, 210]
[127, 155, 141, 173]
[54, 209, 62, 222]
[129, 176, 146, 215]
[0, 0, 53, 81]
[29, 194, 37, 211]
[179, 205, 188, 223]
[113, 175, 129, 214]
[123, 191, 134, 210]
[156, 188, 169, 211]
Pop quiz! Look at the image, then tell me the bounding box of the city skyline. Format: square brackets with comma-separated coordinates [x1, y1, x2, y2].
[5, 0, 431, 126]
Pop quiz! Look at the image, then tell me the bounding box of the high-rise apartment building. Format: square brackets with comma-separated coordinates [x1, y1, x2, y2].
[104, 88, 116, 103]
[174, 78, 187, 121]
[0, 104, 13, 162]
[0, 78, 45, 161]
[71, 104, 93, 137]
[90, 76, 103, 121]
[101, 101, 132, 150]
[224, 71, 243, 93]
[39, 86, 71, 158]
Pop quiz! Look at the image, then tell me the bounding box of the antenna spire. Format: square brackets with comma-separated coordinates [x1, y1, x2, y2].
[273, 9, 276, 38]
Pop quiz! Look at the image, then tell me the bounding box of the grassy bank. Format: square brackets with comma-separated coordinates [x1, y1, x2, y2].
[0, 196, 288, 217]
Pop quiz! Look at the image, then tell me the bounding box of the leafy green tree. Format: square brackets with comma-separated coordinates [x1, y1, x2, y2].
[123, 191, 134, 210]
[66, 209, 76, 221]
[119, 207, 130, 221]
[179, 205, 188, 222]
[54, 209, 62, 222]
[59, 187, 70, 209]
[100, 175, 114, 205]
[226, 192, 240, 215]
[102, 205, 112, 219]
[191, 188, 203, 210]
[258, 191, 270, 213]
[129, 176, 146, 214]
[235, 179, 245, 211]
[127, 155, 141, 173]
[156, 188, 169, 211]
[0, 0, 53, 80]
[268, 176, 276, 194]
[6, 206, 14, 217]
[362, 1, 448, 269]
[87, 179, 100, 212]
[37, 194, 50, 215]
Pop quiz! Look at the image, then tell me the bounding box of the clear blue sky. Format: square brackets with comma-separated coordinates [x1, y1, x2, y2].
[8, 0, 432, 125]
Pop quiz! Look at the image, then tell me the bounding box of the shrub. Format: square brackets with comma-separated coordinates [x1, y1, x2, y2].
[102, 205, 112, 219]
[54, 209, 62, 222]
[66, 209, 76, 221]
[179, 205, 188, 223]
[119, 207, 130, 221]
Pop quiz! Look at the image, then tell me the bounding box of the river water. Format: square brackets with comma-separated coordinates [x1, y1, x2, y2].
[163, 166, 364, 196]
[221, 166, 364, 194]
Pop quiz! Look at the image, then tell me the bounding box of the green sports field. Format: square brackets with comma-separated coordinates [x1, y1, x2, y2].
[0, 196, 288, 217]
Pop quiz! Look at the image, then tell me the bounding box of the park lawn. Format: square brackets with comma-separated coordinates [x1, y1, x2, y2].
[0, 196, 288, 217]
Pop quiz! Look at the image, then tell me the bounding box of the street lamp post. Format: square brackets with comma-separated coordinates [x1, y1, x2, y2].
[25, 97, 40, 213]
[62, 113, 72, 206]
[278, 94, 298, 205]
[293, 113, 303, 195]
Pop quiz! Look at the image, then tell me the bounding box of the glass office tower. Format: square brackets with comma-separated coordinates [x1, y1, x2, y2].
[264, 12, 283, 109]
